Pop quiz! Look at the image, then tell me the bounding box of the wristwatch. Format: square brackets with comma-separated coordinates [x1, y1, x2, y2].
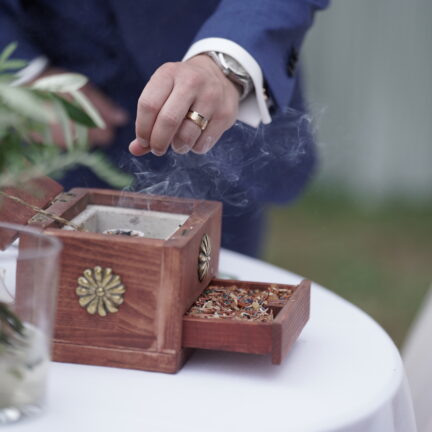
[206, 51, 254, 101]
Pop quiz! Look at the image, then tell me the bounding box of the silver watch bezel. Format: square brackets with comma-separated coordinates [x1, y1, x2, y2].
[206, 51, 253, 100]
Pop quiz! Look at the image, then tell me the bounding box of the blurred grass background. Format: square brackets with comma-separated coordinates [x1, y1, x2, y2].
[264, 183, 432, 347]
[269, 0, 432, 349]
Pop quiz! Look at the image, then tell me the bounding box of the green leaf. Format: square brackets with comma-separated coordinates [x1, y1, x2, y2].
[1, 60, 27, 71]
[0, 73, 15, 83]
[52, 95, 98, 128]
[52, 97, 73, 149]
[70, 90, 106, 129]
[0, 109, 23, 129]
[31, 73, 88, 92]
[0, 302, 25, 342]
[74, 124, 89, 149]
[0, 43, 18, 67]
[0, 45, 129, 196]
[0, 84, 54, 123]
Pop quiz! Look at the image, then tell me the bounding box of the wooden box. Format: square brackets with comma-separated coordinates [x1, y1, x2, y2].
[0, 178, 310, 373]
[183, 279, 310, 365]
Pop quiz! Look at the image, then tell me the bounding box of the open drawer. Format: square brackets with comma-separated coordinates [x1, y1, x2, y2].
[182, 279, 310, 364]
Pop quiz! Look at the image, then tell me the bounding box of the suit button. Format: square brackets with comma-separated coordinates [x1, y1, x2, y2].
[287, 48, 299, 77]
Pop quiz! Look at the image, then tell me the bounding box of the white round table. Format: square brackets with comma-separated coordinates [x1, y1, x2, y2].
[11, 249, 417, 432]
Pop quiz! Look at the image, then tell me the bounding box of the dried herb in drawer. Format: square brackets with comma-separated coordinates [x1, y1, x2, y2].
[186, 284, 293, 322]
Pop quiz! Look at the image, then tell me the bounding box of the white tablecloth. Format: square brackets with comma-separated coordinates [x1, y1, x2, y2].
[10, 249, 417, 432]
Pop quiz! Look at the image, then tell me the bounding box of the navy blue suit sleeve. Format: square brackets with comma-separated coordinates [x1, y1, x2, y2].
[193, 0, 329, 109]
[0, 0, 43, 60]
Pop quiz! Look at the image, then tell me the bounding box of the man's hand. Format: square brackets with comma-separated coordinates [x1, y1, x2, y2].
[129, 54, 240, 157]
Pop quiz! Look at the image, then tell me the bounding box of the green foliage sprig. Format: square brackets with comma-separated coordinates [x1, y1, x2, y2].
[0, 42, 132, 189]
[0, 302, 24, 347]
[0, 43, 132, 347]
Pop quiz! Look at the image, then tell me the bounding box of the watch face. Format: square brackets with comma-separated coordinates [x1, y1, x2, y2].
[220, 54, 248, 78]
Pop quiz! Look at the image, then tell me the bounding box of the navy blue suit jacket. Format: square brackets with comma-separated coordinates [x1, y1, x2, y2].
[0, 0, 328, 207]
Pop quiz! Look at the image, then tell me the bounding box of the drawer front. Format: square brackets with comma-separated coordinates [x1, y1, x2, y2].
[182, 279, 310, 364]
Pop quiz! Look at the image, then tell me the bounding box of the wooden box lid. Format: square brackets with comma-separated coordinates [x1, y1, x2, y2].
[0, 177, 63, 249]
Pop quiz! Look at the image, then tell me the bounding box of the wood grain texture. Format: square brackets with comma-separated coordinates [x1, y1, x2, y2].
[158, 200, 222, 356]
[182, 279, 310, 364]
[28, 189, 90, 229]
[34, 188, 223, 372]
[272, 279, 311, 364]
[51, 230, 162, 351]
[53, 342, 186, 374]
[0, 177, 63, 249]
[6, 185, 310, 372]
[183, 316, 273, 354]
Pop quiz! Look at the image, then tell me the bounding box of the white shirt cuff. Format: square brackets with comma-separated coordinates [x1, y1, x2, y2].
[183, 37, 271, 128]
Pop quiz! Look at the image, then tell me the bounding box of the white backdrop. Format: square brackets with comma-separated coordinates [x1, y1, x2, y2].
[303, 0, 432, 201]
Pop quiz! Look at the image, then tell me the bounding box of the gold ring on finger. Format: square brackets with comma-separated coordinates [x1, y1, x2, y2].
[185, 109, 209, 131]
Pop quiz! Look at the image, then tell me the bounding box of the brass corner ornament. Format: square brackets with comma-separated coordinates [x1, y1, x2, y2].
[76, 266, 126, 317]
[198, 234, 211, 282]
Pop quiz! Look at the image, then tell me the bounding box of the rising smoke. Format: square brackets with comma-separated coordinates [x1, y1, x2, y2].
[121, 107, 317, 216]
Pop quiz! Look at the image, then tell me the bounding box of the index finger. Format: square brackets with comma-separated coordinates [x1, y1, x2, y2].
[135, 65, 175, 147]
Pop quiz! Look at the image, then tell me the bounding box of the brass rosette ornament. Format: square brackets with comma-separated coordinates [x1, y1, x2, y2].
[76, 266, 126, 317]
[198, 234, 211, 282]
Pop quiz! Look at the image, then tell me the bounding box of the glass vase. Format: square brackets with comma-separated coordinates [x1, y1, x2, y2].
[0, 222, 61, 424]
